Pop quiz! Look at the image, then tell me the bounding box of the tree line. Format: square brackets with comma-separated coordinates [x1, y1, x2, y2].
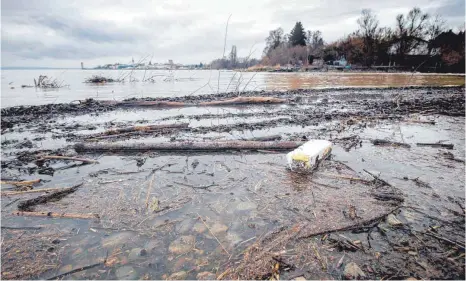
[259, 7, 465, 72]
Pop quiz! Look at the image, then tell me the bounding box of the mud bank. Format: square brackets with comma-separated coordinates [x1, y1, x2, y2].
[1, 86, 464, 280]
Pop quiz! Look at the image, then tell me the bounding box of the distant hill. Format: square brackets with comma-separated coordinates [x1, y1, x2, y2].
[1, 66, 80, 70]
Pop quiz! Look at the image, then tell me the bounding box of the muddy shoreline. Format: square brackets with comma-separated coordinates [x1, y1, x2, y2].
[1, 86, 465, 280]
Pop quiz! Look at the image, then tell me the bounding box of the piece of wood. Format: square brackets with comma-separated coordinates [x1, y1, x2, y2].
[317, 173, 371, 183]
[1, 179, 41, 186]
[13, 211, 99, 219]
[416, 143, 454, 149]
[17, 183, 83, 211]
[105, 123, 189, 134]
[118, 101, 186, 107]
[75, 141, 304, 153]
[144, 174, 155, 209]
[1, 187, 73, 196]
[197, 213, 230, 256]
[405, 119, 436, 125]
[37, 156, 98, 164]
[199, 96, 286, 106]
[371, 139, 411, 148]
[363, 169, 393, 187]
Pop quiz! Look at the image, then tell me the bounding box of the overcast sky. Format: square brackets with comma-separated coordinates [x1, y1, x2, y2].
[1, 0, 464, 68]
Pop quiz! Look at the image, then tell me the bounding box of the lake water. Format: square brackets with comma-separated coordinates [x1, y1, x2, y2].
[1, 69, 464, 107]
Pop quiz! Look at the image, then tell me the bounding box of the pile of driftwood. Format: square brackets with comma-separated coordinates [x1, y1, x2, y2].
[34, 75, 66, 89]
[84, 75, 120, 83]
[109, 96, 287, 108]
[74, 140, 303, 153]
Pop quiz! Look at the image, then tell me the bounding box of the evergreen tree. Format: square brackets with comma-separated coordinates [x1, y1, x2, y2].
[290, 22, 307, 46]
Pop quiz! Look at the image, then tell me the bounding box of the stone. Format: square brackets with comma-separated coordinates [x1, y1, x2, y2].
[169, 235, 195, 255]
[102, 232, 134, 248]
[210, 223, 228, 235]
[169, 271, 187, 280]
[115, 266, 138, 280]
[344, 262, 366, 280]
[236, 201, 257, 211]
[294, 277, 306, 281]
[193, 222, 207, 233]
[177, 219, 195, 234]
[128, 248, 146, 261]
[386, 214, 403, 226]
[196, 271, 217, 280]
[58, 264, 73, 274]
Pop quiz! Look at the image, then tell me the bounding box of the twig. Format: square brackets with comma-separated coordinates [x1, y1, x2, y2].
[218, 14, 232, 93]
[420, 230, 465, 249]
[37, 156, 98, 164]
[144, 173, 156, 209]
[47, 262, 103, 280]
[363, 169, 392, 187]
[197, 213, 230, 255]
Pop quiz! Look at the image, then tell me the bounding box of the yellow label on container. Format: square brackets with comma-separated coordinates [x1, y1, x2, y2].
[291, 153, 310, 168]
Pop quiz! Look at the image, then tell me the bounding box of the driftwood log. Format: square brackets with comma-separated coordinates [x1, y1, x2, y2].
[13, 211, 99, 219]
[17, 183, 83, 211]
[104, 96, 287, 108]
[371, 139, 411, 148]
[118, 101, 186, 107]
[416, 143, 454, 149]
[74, 141, 304, 153]
[1, 187, 73, 196]
[37, 156, 98, 164]
[198, 97, 286, 106]
[103, 123, 189, 135]
[1, 179, 41, 186]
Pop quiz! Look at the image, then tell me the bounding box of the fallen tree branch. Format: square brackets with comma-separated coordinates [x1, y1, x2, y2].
[118, 101, 186, 107]
[317, 173, 371, 184]
[363, 169, 393, 187]
[416, 143, 454, 149]
[17, 183, 83, 211]
[100, 123, 189, 135]
[298, 206, 402, 239]
[1, 187, 75, 196]
[74, 141, 304, 153]
[0, 179, 41, 186]
[417, 230, 465, 249]
[13, 211, 99, 219]
[199, 96, 286, 106]
[37, 156, 98, 164]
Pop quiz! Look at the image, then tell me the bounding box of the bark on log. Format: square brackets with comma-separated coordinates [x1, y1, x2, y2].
[13, 211, 99, 219]
[104, 123, 189, 135]
[118, 101, 186, 107]
[199, 97, 286, 106]
[1, 187, 72, 196]
[17, 183, 83, 211]
[74, 141, 304, 153]
[37, 156, 98, 164]
[416, 143, 454, 149]
[371, 139, 411, 148]
[1, 179, 41, 186]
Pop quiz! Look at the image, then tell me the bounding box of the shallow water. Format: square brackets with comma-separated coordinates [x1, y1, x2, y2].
[1, 69, 464, 107]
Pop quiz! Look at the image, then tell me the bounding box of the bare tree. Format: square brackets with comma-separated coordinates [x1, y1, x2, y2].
[263, 28, 285, 56]
[393, 7, 429, 57]
[426, 15, 446, 55]
[357, 9, 379, 66]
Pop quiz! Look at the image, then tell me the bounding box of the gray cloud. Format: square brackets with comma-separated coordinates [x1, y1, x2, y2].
[1, 0, 464, 67]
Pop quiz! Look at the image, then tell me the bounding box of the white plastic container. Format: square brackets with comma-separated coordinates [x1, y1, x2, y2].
[286, 139, 332, 172]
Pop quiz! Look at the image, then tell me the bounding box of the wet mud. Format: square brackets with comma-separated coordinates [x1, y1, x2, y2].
[1, 86, 465, 280]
